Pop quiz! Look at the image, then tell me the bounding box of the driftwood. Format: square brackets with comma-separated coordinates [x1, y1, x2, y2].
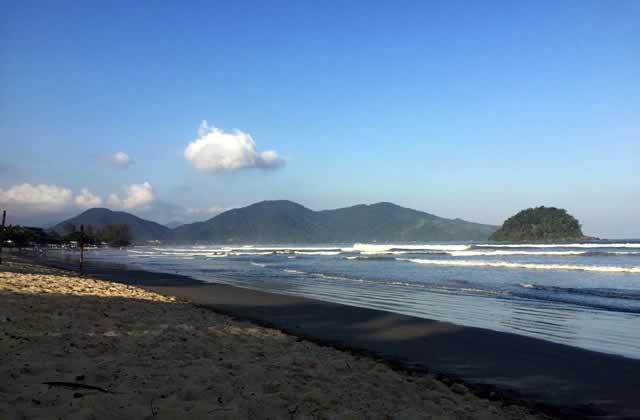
[149, 398, 157, 418]
[43, 381, 111, 393]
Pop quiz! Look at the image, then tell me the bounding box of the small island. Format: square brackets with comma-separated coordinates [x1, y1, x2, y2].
[490, 206, 585, 242]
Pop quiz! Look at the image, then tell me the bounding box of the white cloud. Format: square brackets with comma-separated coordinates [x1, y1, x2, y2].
[111, 152, 132, 168]
[0, 184, 109, 213]
[0, 182, 232, 226]
[74, 188, 103, 208]
[184, 120, 284, 172]
[0, 183, 73, 210]
[107, 181, 154, 209]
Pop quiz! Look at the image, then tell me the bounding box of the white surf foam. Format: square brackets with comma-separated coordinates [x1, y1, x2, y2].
[475, 243, 640, 249]
[347, 243, 470, 253]
[293, 251, 341, 256]
[448, 250, 589, 257]
[399, 258, 640, 273]
[150, 247, 231, 252]
[315, 273, 365, 283]
[230, 251, 275, 256]
[250, 261, 267, 267]
[359, 250, 446, 256]
[450, 250, 640, 257]
[245, 246, 342, 251]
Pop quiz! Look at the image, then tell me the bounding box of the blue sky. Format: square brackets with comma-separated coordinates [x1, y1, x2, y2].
[1, 1, 638, 237]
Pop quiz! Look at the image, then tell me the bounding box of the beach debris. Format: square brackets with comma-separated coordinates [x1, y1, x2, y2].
[149, 398, 157, 417]
[43, 381, 111, 394]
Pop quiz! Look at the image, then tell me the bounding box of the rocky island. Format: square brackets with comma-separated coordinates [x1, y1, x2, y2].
[490, 206, 586, 242]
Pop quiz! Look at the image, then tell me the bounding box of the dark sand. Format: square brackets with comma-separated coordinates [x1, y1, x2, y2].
[21, 253, 640, 419]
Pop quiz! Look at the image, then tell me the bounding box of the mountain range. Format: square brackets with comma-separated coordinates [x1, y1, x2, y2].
[54, 201, 497, 243]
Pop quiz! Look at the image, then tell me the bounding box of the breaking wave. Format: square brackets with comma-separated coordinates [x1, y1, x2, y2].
[450, 250, 586, 257]
[448, 250, 640, 257]
[131, 243, 640, 260]
[293, 251, 341, 256]
[399, 258, 640, 273]
[250, 261, 267, 267]
[344, 255, 398, 261]
[347, 243, 471, 253]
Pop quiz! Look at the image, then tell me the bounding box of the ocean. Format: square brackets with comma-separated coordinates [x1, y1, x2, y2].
[79, 241, 640, 359]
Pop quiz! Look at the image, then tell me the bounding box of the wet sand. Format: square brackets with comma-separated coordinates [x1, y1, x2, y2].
[150, 283, 640, 420]
[1, 258, 551, 419]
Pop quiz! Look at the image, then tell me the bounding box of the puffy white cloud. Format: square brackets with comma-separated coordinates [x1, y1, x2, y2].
[0, 183, 73, 210]
[0, 181, 156, 215]
[111, 152, 132, 167]
[0, 184, 109, 213]
[184, 120, 284, 172]
[74, 188, 103, 208]
[107, 182, 154, 209]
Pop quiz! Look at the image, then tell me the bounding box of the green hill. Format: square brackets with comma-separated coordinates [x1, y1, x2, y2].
[173, 200, 497, 243]
[52, 208, 171, 242]
[490, 206, 584, 242]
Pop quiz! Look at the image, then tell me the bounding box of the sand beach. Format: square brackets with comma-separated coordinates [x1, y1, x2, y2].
[0, 258, 551, 419]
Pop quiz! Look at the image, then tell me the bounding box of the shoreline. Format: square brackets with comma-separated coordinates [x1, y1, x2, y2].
[1, 255, 552, 420]
[10, 251, 640, 419]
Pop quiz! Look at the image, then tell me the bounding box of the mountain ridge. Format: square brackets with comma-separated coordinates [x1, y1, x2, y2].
[172, 200, 497, 243]
[53, 201, 497, 243]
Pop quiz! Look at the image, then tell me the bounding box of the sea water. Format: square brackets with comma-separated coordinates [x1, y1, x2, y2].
[81, 241, 640, 359]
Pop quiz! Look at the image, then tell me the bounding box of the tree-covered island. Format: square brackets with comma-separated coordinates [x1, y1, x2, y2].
[490, 206, 587, 242]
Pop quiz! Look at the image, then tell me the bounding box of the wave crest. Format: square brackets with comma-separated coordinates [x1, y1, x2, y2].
[348, 243, 470, 253]
[399, 258, 640, 273]
[475, 243, 640, 249]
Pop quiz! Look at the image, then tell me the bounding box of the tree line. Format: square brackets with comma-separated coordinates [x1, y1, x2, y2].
[60, 223, 132, 246]
[0, 224, 132, 247]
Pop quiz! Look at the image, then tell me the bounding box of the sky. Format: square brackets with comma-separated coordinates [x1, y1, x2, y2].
[1, 1, 638, 238]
